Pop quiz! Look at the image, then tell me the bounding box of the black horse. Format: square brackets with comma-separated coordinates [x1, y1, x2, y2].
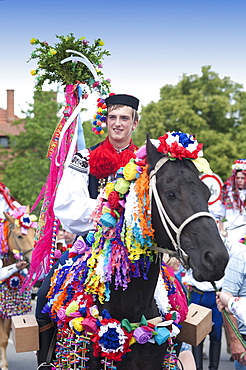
[37, 137, 229, 370]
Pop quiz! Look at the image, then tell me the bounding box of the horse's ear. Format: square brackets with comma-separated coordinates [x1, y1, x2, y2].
[146, 133, 164, 172]
[3, 211, 15, 224]
[25, 205, 30, 214]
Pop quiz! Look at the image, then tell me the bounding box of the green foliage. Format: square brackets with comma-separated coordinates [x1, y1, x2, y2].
[1, 91, 61, 214]
[135, 66, 246, 181]
[28, 33, 111, 94]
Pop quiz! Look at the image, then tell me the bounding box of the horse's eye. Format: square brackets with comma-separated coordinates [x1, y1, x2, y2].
[165, 191, 175, 200]
[17, 235, 24, 239]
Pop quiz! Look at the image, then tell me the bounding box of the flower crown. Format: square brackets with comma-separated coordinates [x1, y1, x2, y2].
[231, 159, 246, 172]
[28, 33, 111, 96]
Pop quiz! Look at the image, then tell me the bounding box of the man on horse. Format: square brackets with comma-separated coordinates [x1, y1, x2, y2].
[36, 93, 140, 368]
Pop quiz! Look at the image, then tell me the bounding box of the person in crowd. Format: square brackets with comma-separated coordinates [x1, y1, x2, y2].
[210, 159, 246, 250]
[162, 254, 196, 370]
[35, 93, 140, 368]
[182, 269, 224, 370]
[222, 244, 246, 369]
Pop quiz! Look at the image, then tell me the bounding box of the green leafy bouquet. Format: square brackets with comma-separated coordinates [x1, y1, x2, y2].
[28, 33, 111, 94]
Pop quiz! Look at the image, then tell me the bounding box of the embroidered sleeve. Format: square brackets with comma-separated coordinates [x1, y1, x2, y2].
[68, 151, 89, 174]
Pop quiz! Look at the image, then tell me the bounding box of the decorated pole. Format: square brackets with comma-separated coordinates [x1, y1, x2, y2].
[25, 34, 111, 287]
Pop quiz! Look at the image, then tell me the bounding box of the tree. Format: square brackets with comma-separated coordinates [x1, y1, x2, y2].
[1, 91, 61, 212]
[135, 66, 245, 181]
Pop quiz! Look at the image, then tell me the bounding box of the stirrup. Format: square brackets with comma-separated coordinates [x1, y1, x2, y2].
[36, 362, 56, 369]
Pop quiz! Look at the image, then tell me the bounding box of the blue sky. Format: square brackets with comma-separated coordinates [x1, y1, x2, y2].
[0, 0, 246, 118]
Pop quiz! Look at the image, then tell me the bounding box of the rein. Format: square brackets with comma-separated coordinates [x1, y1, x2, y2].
[148, 157, 215, 269]
[8, 222, 33, 260]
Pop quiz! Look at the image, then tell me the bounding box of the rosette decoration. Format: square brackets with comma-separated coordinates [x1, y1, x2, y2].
[25, 34, 111, 288]
[157, 131, 203, 159]
[231, 159, 246, 172]
[153, 131, 212, 174]
[12, 206, 38, 235]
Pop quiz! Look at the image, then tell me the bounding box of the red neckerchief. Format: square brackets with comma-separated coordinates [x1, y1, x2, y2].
[88, 137, 138, 179]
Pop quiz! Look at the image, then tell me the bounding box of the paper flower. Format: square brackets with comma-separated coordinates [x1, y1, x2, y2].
[49, 48, 57, 55]
[82, 317, 98, 333]
[105, 182, 115, 199]
[157, 131, 203, 160]
[232, 159, 246, 172]
[123, 161, 138, 181]
[30, 38, 37, 44]
[28, 33, 111, 93]
[57, 307, 67, 321]
[92, 318, 131, 361]
[133, 326, 153, 344]
[30, 70, 37, 76]
[108, 191, 120, 209]
[65, 300, 79, 316]
[114, 178, 130, 195]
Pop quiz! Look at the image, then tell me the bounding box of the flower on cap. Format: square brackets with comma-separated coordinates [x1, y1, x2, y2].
[30, 70, 37, 76]
[30, 38, 37, 44]
[98, 39, 105, 46]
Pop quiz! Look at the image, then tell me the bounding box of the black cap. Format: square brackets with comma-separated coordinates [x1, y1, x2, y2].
[105, 94, 139, 111]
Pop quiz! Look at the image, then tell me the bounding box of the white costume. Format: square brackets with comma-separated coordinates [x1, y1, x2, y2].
[0, 260, 19, 281]
[54, 149, 98, 235]
[210, 189, 246, 246]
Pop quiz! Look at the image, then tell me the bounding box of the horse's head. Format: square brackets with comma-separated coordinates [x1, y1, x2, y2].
[146, 136, 229, 282]
[3, 205, 36, 264]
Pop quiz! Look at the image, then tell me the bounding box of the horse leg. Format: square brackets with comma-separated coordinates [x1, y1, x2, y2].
[0, 318, 11, 370]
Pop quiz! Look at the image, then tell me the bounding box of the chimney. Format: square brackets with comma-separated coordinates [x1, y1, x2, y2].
[7, 89, 15, 122]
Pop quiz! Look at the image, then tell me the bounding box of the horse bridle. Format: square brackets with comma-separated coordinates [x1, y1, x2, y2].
[148, 157, 215, 269]
[8, 222, 34, 261]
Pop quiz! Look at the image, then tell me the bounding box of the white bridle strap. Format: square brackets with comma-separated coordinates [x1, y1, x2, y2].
[148, 157, 215, 265]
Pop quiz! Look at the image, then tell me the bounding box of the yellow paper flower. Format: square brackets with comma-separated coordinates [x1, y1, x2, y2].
[30, 38, 37, 44]
[49, 48, 57, 55]
[79, 36, 86, 40]
[105, 182, 115, 199]
[30, 70, 37, 76]
[102, 206, 111, 214]
[71, 317, 84, 333]
[65, 300, 79, 316]
[123, 161, 138, 181]
[129, 336, 137, 346]
[90, 307, 99, 318]
[191, 158, 212, 174]
[98, 39, 105, 46]
[30, 214, 38, 222]
[15, 219, 20, 227]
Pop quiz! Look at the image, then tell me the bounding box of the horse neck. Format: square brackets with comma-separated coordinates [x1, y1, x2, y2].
[99, 257, 161, 322]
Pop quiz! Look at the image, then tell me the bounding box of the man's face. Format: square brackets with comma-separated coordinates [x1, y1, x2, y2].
[107, 106, 138, 148]
[235, 172, 246, 190]
[64, 231, 75, 245]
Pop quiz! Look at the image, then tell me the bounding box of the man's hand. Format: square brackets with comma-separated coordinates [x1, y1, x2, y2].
[231, 339, 246, 364]
[16, 261, 28, 270]
[216, 291, 233, 313]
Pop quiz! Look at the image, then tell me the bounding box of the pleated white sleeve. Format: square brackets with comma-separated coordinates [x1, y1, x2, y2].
[54, 149, 98, 235]
[0, 260, 18, 281]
